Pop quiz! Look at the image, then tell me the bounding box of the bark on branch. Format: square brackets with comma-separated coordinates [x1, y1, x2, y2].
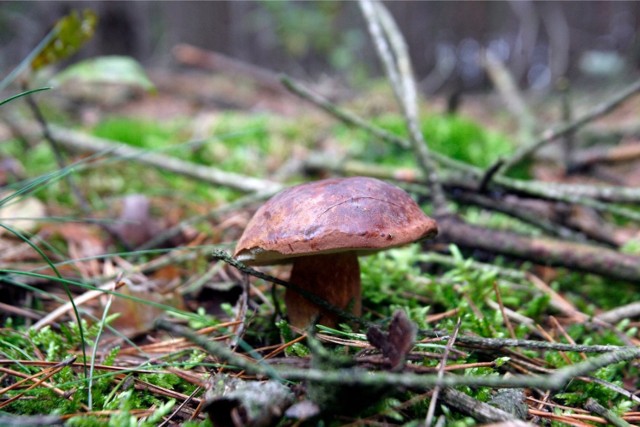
[436, 216, 640, 283]
[15, 122, 283, 194]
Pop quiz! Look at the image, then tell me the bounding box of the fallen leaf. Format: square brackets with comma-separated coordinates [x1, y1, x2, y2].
[109, 282, 184, 338]
[111, 194, 160, 248]
[0, 193, 46, 235]
[366, 310, 417, 370]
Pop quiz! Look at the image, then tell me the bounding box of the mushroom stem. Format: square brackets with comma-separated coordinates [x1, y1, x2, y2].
[286, 252, 361, 328]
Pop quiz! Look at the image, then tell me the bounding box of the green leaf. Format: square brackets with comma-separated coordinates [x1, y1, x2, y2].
[52, 56, 155, 92]
[31, 9, 98, 71]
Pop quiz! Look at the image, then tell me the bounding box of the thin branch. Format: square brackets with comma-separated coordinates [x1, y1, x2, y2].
[359, 0, 449, 216]
[284, 75, 640, 207]
[594, 301, 640, 325]
[482, 50, 537, 137]
[304, 152, 640, 220]
[440, 387, 522, 424]
[156, 320, 640, 391]
[426, 318, 461, 426]
[40, 124, 283, 194]
[491, 78, 640, 177]
[280, 75, 409, 149]
[436, 215, 640, 283]
[136, 189, 278, 251]
[419, 331, 635, 354]
[449, 191, 593, 244]
[495, 176, 640, 209]
[173, 44, 287, 94]
[493, 283, 517, 339]
[32, 280, 126, 331]
[24, 87, 91, 214]
[585, 398, 632, 427]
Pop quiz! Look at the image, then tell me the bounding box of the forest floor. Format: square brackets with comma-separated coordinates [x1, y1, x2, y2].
[1, 54, 640, 426]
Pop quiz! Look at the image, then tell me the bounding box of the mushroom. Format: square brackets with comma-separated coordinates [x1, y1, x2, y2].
[234, 177, 438, 327]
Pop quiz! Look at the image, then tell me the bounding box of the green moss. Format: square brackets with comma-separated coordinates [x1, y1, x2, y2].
[346, 113, 515, 168]
[91, 117, 181, 149]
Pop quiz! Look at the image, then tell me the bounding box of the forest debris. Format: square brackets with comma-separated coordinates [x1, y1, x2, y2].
[7, 120, 283, 194]
[359, 0, 449, 216]
[436, 216, 640, 283]
[283, 400, 321, 422]
[110, 194, 161, 249]
[584, 397, 633, 427]
[487, 77, 640, 178]
[109, 281, 184, 338]
[366, 310, 417, 370]
[52, 223, 106, 259]
[441, 387, 524, 424]
[594, 301, 640, 325]
[0, 414, 64, 427]
[157, 319, 640, 392]
[31, 279, 125, 331]
[571, 140, 640, 169]
[489, 389, 529, 420]
[204, 375, 294, 427]
[53, 222, 106, 278]
[525, 273, 587, 321]
[482, 50, 536, 137]
[0, 193, 46, 235]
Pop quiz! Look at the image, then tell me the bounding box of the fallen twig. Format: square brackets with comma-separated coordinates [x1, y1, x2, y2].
[419, 332, 636, 354]
[12, 122, 283, 194]
[585, 397, 632, 427]
[482, 51, 536, 138]
[281, 75, 408, 149]
[435, 216, 640, 283]
[359, 0, 449, 216]
[571, 142, 640, 170]
[426, 318, 461, 426]
[173, 44, 287, 94]
[490, 78, 640, 177]
[32, 279, 126, 331]
[594, 301, 640, 325]
[156, 320, 640, 391]
[440, 387, 519, 424]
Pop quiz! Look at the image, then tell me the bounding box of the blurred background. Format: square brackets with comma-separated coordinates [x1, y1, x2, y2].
[1, 1, 639, 93]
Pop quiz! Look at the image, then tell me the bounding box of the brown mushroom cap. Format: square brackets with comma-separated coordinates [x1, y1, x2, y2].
[234, 177, 438, 265]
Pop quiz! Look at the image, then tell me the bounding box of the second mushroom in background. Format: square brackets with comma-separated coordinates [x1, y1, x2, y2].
[234, 176, 438, 328]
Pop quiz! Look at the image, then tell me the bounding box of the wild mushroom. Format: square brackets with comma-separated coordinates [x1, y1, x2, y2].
[234, 176, 438, 327]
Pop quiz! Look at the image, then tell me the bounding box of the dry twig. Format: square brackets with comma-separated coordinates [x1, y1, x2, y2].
[358, 0, 449, 216]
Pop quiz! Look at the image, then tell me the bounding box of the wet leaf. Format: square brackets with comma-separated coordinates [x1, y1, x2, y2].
[110, 284, 184, 338]
[366, 309, 417, 370]
[31, 9, 98, 71]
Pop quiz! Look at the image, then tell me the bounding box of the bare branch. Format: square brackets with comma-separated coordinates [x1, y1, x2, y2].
[359, 0, 449, 216]
[492, 78, 640, 176]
